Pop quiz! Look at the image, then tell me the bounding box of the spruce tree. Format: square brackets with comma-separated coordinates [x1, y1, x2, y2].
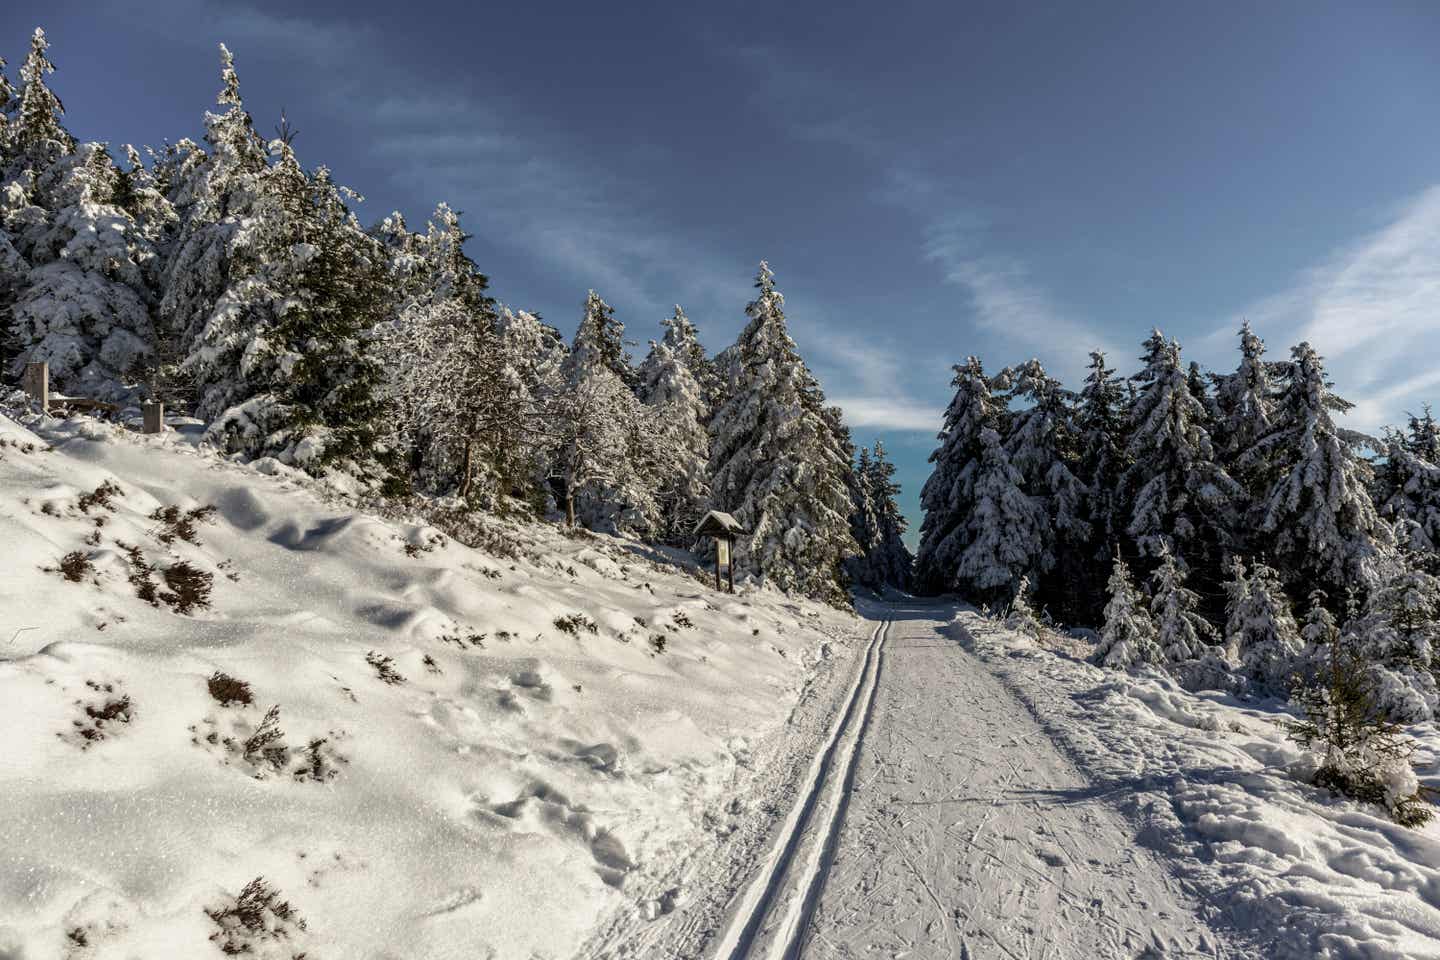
[1214, 321, 1278, 492]
[1002, 358, 1091, 620]
[1244, 342, 1393, 601]
[1150, 543, 1217, 665]
[1345, 566, 1440, 722]
[1226, 559, 1302, 694]
[637, 332, 711, 543]
[846, 445, 881, 588]
[955, 426, 1047, 605]
[1074, 350, 1129, 619]
[8, 142, 160, 396]
[865, 441, 914, 591]
[1095, 553, 1160, 669]
[1376, 410, 1440, 571]
[161, 44, 269, 376]
[1122, 329, 1240, 612]
[566, 290, 633, 388]
[707, 262, 857, 605]
[193, 141, 393, 482]
[916, 356, 1003, 594]
[646, 304, 717, 405]
[8, 28, 73, 172]
[554, 292, 656, 532]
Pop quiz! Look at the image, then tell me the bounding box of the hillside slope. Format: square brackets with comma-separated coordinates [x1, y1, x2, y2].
[0, 407, 862, 960]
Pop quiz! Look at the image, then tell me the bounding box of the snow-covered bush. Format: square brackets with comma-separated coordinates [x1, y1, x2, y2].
[1286, 610, 1433, 826]
[1094, 554, 1159, 668]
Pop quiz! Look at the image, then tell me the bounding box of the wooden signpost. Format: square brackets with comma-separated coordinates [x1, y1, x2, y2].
[694, 510, 744, 593]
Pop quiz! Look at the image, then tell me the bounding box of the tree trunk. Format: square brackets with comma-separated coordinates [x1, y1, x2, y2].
[458, 439, 475, 499]
[566, 491, 576, 527]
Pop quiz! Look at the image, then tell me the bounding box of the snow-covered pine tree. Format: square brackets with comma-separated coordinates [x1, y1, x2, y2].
[8, 142, 162, 396]
[1002, 358, 1091, 620]
[644, 304, 717, 406]
[1376, 409, 1440, 571]
[955, 426, 1047, 605]
[1226, 558, 1302, 694]
[160, 44, 269, 388]
[380, 206, 553, 505]
[916, 356, 1003, 594]
[1095, 552, 1160, 668]
[707, 262, 858, 605]
[1345, 566, 1440, 722]
[637, 332, 711, 543]
[1214, 320, 1278, 493]
[0, 50, 14, 156]
[553, 292, 657, 532]
[1122, 329, 1240, 612]
[1073, 350, 1130, 618]
[7, 28, 73, 174]
[1244, 342, 1393, 602]
[1150, 543, 1217, 665]
[864, 440, 914, 591]
[566, 290, 634, 389]
[848, 445, 880, 584]
[192, 140, 392, 482]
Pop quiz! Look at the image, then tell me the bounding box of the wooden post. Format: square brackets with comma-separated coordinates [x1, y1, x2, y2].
[142, 402, 164, 434]
[22, 362, 48, 413]
[726, 535, 735, 593]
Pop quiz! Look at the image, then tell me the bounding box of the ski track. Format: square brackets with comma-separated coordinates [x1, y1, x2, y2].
[705, 600, 1246, 960]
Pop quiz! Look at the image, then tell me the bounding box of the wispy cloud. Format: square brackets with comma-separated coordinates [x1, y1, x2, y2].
[138, 0, 753, 332]
[788, 321, 946, 433]
[1225, 185, 1440, 431]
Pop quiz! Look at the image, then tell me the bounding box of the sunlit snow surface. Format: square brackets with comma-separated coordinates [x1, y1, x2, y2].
[0, 408, 859, 958]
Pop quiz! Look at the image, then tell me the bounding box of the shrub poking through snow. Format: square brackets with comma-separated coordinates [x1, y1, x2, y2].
[242, 706, 289, 771]
[294, 737, 344, 783]
[671, 611, 694, 629]
[1287, 597, 1434, 826]
[119, 542, 160, 605]
[365, 651, 405, 684]
[51, 550, 94, 583]
[69, 682, 132, 747]
[650, 634, 668, 654]
[1005, 575, 1044, 638]
[76, 480, 122, 514]
[160, 560, 214, 614]
[206, 876, 307, 958]
[1095, 554, 1159, 668]
[208, 671, 254, 707]
[149, 504, 217, 545]
[554, 613, 598, 636]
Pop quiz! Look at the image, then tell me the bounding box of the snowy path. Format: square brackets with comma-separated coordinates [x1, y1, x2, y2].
[715, 601, 1237, 960]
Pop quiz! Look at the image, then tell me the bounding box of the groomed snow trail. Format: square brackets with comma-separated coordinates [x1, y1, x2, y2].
[718, 601, 1240, 960]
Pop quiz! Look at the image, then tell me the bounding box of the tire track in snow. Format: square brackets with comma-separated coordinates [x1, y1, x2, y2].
[712, 619, 891, 960]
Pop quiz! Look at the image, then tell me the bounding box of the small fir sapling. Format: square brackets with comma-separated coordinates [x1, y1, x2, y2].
[1094, 553, 1160, 668]
[242, 705, 288, 771]
[1286, 594, 1434, 827]
[1005, 575, 1044, 638]
[365, 651, 405, 684]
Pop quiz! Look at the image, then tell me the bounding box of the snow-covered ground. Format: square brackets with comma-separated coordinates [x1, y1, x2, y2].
[0, 408, 863, 959]
[958, 609, 1440, 960]
[7, 405, 1440, 960]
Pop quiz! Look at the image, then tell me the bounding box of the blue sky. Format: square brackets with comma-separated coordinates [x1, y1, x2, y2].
[6, 1, 1440, 545]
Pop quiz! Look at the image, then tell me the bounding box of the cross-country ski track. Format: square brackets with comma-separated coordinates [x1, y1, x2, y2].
[707, 600, 1247, 960]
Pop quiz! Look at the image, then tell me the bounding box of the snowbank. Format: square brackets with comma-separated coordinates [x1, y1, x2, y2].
[954, 610, 1440, 960]
[0, 411, 861, 959]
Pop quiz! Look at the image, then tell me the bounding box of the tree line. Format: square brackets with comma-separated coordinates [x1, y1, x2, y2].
[0, 31, 912, 605]
[916, 322, 1440, 725]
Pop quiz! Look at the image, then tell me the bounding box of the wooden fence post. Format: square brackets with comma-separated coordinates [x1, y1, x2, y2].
[142, 402, 164, 435]
[22, 362, 48, 413]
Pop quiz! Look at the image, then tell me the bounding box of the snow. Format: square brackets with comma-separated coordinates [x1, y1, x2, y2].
[0, 408, 861, 958]
[958, 609, 1440, 960]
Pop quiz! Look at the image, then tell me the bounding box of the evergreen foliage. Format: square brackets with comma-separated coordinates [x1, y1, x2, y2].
[1095, 553, 1159, 669]
[706, 262, 858, 605]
